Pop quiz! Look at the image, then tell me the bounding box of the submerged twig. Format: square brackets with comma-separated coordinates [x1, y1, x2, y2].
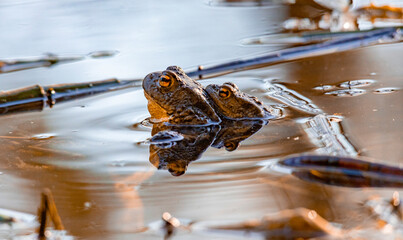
[0, 78, 141, 115]
[37, 188, 64, 240]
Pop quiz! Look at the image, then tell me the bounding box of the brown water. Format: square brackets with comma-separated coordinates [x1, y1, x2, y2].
[0, 0, 402, 239]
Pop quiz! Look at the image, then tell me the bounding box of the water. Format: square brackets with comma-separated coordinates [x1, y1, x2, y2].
[0, 0, 402, 239]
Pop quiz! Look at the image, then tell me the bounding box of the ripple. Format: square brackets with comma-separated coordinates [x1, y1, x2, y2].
[241, 33, 318, 46]
[140, 117, 153, 128]
[301, 114, 357, 156]
[150, 131, 184, 145]
[315, 79, 377, 96]
[324, 88, 366, 97]
[313, 85, 335, 91]
[109, 160, 128, 167]
[88, 50, 119, 58]
[130, 118, 153, 132]
[30, 133, 56, 140]
[264, 81, 322, 114]
[373, 87, 400, 94]
[338, 79, 376, 88]
[206, 0, 280, 7]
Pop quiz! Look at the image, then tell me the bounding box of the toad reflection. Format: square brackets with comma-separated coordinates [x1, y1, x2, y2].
[148, 120, 266, 176]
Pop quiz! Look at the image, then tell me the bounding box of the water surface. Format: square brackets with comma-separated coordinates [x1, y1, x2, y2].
[0, 0, 402, 239]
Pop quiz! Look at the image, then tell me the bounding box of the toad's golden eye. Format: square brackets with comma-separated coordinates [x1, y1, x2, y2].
[159, 75, 173, 88]
[224, 142, 238, 151]
[218, 87, 231, 99]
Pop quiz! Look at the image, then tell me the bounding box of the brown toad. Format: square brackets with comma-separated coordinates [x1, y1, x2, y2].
[143, 66, 220, 125]
[205, 82, 275, 120]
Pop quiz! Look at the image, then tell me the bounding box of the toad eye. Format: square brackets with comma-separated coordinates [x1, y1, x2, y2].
[224, 142, 238, 151]
[218, 87, 231, 99]
[159, 74, 173, 88]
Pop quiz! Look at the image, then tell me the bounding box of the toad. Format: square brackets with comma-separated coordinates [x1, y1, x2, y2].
[142, 66, 220, 125]
[143, 66, 276, 125]
[205, 82, 276, 120]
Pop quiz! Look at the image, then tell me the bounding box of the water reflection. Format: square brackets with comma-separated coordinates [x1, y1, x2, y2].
[364, 192, 403, 233]
[209, 207, 344, 239]
[277, 155, 403, 188]
[285, 1, 403, 32]
[0, 51, 117, 74]
[149, 124, 219, 176]
[164, 192, 403, 239]
[206, 0, 283, 7]
[240, 1, 403, 46]
[149, 120, 266, 176]
[0, 189, 72, 240]
[0, 0, 402, 239]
